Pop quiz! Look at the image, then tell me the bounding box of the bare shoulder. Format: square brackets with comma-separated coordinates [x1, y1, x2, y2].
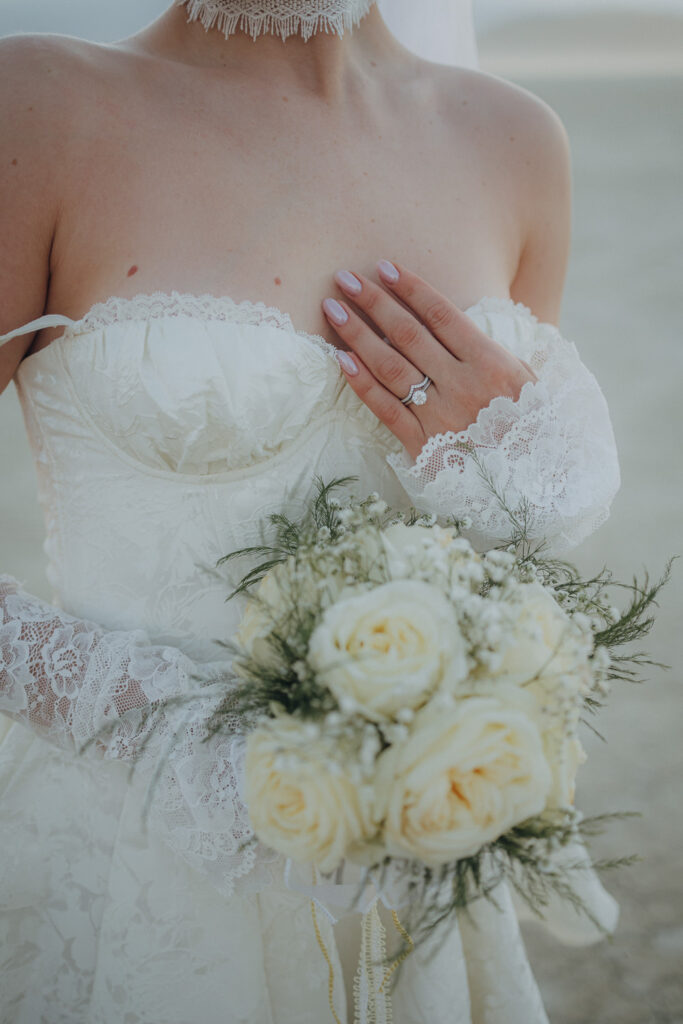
[1, 33, 86, 112]
[0, 34, 110, 390]
[434, 64, 571, 188]
[0, 34, 113, 213]
[432, 65, 572, 323]
[0, 33, 119, 145]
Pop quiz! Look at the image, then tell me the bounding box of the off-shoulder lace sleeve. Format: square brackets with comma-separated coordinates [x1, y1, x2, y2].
[0, 574, 274, 899]
[386, 313, 621, 554]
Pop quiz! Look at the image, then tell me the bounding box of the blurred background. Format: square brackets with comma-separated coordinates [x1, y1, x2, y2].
[1, 2, 682, 1022]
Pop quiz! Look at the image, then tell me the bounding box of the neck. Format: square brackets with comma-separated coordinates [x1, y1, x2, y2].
[133, 2, 406, 101]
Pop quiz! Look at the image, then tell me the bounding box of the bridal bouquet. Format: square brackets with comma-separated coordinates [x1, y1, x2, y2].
[208, 475, 669, 960]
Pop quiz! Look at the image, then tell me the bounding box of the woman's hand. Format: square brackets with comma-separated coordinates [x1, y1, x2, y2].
[322, 260, 536, 460]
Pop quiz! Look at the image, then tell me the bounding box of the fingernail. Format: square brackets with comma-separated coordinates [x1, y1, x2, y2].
[377, 259, 399, 283]
[322, 298, 348, 325]
[335, 350, 359, 375]
[334, 269, 362, 295]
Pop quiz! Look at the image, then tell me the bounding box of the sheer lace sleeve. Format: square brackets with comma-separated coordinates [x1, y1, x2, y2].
[0, 574, 273, 898]
[386, 314, 621, 555]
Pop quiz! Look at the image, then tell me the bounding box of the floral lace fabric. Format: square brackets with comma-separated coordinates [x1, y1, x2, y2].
[386, 300, 621, 554]
[0, 293, 619, 1022]
[176, 0, 376, 43]
[0, 574, 277, 900]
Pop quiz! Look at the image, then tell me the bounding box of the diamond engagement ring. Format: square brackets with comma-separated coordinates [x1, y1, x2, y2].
[400, 375, 432, 406]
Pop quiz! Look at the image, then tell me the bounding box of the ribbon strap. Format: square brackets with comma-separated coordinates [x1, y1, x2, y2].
[304, 863, 415, 1023]
[353, 897, 392, 1024]
[0, 314, 76, 348]
[311, 901, 344, 1024]
[379, 912, 415, 995]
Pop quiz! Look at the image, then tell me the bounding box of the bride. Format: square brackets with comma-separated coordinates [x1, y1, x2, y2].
[0, 2, 621, 1022]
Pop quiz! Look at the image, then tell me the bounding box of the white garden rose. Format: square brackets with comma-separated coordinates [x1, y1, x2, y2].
[469, 581, 592, 805]
[245, 718, 377, 873]
[307, 579, 468, 721]
[487, 581, 589, 690]
[233, 565, 292, 675]
[477, 681, 587, 810]
[235, 559, 345, 677]
[235, 565, 288, 659]
[374, 696, 552, 865]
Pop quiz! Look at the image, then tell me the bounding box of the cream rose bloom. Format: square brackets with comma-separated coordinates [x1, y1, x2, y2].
[480, 681, 587, 809]
[477, 582, 592, 807]
[488, 581, 589, 689]
[245, 718, 377, 873]
[235, 563, 289, 664]
[374, 696, 552, 864]
[235, 560, 342, 677]
[307, 579, 468, 721]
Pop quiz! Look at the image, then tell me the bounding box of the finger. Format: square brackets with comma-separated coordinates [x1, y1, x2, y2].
[322, 295, 433, 405]
[333, 269, 455, 377]
[331, 345, 422, 451]
[519, 357, 538, 381]
[376, 260, 482, 361]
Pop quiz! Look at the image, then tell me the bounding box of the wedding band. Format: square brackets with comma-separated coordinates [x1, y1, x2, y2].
[400, 375, 432, 406]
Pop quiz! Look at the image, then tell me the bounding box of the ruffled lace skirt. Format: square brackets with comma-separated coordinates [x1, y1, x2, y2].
[0, 717, 553, 1024]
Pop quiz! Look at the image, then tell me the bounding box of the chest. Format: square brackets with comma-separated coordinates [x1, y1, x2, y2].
[45, 73, 521, 350]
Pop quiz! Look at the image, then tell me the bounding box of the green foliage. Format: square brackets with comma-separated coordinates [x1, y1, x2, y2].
[209, 470, 674, 981]
[464, 448, 674, 692]
[216, 475, 361, 600]
[84, 470, 672, 979]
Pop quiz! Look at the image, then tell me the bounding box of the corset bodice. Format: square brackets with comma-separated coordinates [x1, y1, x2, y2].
[9, 291, 542, 659]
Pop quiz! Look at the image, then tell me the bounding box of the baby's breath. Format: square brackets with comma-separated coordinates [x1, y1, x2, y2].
[172, 474, 671, 984]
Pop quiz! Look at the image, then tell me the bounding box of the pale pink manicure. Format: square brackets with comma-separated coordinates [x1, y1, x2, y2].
[322, 298, 348, 325]
[334, 269, 362, 295]
[377, 259, 399, 283]
[336, 350, 359, 375]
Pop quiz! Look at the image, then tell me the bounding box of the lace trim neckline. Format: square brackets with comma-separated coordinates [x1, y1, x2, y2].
[18, 290, 539, 369]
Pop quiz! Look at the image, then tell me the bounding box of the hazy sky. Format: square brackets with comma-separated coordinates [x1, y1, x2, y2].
[1, 0, 681, 40]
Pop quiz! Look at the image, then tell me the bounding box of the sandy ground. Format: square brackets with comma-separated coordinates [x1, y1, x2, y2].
[1, 49, 682, 1024]
[477, 10, 683, 77]
[475, 72, 683, 1024]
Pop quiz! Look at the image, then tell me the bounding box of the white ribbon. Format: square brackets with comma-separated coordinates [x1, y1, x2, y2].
[0, 314, 76, 349]
[284, 856, 418, 1023]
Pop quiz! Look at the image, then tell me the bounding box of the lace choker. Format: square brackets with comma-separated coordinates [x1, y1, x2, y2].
[176, 0, 378, 42]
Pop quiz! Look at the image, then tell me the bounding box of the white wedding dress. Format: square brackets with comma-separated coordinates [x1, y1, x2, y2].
[0, 291, 621, 1024]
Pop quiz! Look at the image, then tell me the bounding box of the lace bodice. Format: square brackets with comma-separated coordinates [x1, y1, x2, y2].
[10, 291, 409, 653]
[0, 291, 620, 1023]
[11, 290, 619, 623]
[3, 298, 508, 635]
